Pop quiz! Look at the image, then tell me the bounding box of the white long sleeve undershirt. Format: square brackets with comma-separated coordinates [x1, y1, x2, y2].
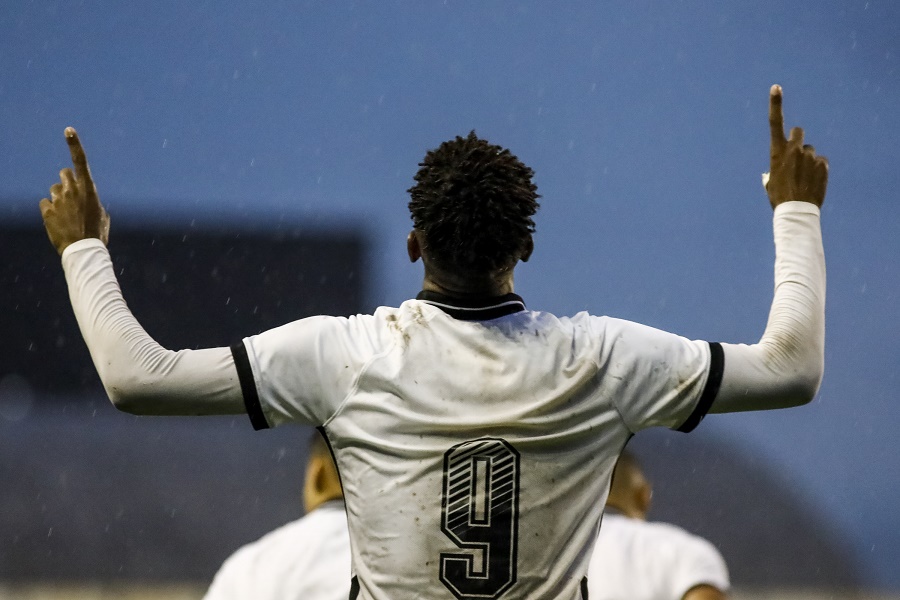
[60, 201, 824, 417]
[714, 201, 826, 412]
[62, 239, 243, 415]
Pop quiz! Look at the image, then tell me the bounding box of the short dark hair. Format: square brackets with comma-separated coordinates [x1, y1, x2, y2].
[407, 131, 540, 276]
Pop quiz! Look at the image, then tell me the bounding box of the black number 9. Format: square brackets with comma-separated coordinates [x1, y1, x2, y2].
[439, 438, 521, 599]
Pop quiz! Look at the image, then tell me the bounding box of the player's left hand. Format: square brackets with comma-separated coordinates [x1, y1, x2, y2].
[764, 85, 829, 209]
[39, 127, 110, 255]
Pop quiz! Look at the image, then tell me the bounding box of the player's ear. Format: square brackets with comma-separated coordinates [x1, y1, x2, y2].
[635, 480, 652, 520]
[305, 453, 343, 512]
[407, 230, 422, 263]
[303, 455, 324, 513]
[520, 235, 534, 263]
[313, 457, 332, 496]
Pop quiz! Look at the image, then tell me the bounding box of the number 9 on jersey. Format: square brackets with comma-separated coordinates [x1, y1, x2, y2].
[440, 438, 521, 599]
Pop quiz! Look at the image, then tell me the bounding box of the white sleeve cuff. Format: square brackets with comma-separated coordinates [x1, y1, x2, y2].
[714, 201, 825, 412]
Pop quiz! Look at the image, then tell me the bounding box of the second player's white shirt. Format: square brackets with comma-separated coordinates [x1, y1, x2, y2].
[235, 296, 721, 600]
[203, 500, 352, 600]
[587, 512, 729, 600]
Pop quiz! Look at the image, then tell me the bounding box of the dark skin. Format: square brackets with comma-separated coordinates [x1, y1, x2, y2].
[303, 449, 343, 514]
[682, 585, 728, 600]
[39, 127, 109, 255]
[407, 230, 533, 298]
[766, 84, 828, 209]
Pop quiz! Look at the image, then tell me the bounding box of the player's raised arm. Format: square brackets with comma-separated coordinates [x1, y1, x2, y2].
[41, 129, 245, 416]
[710, 86, 827, 413]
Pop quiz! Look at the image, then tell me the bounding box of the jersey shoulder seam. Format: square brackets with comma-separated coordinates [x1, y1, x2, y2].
[586, 315, 636, 434]
[320, 315, 403, 428]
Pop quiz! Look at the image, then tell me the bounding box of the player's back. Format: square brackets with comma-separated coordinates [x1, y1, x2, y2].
[301, 297, 711, 600]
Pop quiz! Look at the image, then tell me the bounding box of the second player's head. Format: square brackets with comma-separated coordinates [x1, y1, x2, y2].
[606, 450, 653, 520]
[407, 131, 540, 286]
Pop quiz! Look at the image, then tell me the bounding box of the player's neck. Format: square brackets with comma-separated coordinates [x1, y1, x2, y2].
[411, 230, 519, 298]
[421, 268, 515, 299]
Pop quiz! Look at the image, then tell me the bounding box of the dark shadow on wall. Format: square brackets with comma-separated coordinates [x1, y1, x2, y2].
[0, 221, 366, 396]
[0, 216, 367, 583]
[0, 401, 317, 583]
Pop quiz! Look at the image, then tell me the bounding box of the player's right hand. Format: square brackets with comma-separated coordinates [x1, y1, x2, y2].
[39, 127, 111, 255]
[765, 85, 829, 209]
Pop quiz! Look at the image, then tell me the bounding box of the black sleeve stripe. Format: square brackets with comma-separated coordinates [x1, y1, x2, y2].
[230, 342, 270, 431]
[677, 342, 724, 433]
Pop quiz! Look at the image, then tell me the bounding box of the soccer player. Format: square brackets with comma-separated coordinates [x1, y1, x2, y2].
[39, 85, 827, 599]
[587, 451, 729, 600]
[203, 432, 351, 600]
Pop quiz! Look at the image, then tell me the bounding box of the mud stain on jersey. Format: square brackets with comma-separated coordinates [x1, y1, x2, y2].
[410, 304, 428, 329]
[385, 313, 411, 346]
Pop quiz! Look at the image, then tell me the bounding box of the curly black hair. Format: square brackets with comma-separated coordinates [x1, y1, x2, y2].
[407, 131, 540, 277]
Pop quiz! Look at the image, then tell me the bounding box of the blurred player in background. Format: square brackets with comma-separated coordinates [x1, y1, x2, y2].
[203, 432, 350, 600]
[588, 451, 729, 600]
[39, 85, 827, 599]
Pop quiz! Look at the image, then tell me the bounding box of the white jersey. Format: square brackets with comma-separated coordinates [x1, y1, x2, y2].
[203, 500, 351, 600]
[587, 513, 729, 600]
[234, 294, 722, 600]
[58, 204, 822, 599]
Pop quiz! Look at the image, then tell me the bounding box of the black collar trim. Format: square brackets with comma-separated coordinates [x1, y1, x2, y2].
[416, 290, 527, 321]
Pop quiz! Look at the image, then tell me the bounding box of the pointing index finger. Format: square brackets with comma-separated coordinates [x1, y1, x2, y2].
[769, 84, 786, 149]
[64, 127, 94, 188]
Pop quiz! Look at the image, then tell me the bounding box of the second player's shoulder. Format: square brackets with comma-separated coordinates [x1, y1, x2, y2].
[599, 515, 714, 556]
[237, 504, 348, 560]
[236, 515, 315, 557]
[640, 519, 727, 569]
[303, 500, 352, 531]
[598, 515, 727, 576]
[204, 515, 310, 596]
[647, 520, 730, 592]
[636, 518, 707, 544]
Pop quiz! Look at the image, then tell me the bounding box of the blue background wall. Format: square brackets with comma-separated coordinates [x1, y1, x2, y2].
[2, 1, 898, 589]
